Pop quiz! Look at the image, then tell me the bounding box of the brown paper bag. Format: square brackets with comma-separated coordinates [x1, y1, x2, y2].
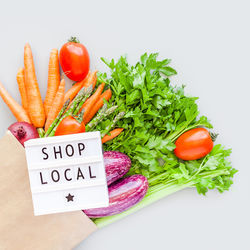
[0, 131, 97, 250]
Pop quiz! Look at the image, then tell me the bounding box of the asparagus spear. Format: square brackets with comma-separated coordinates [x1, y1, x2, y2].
[37, 128, 45, 138]
[101, 111, 125, 137]
[85, 103, 107, 131]
[73, 85, 93, 115]
[74, 109, 85, 124]
[66, 87, 86, 116]
[44, 99, 70, 137]
[86, 104, 118, 131]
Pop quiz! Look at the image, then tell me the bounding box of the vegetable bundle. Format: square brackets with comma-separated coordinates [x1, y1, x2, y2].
[0, 40, 237, 230]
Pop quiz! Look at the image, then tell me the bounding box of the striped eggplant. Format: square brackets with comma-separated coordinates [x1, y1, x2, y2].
[104, 151, 131, 186]
[84, 175, 148, 218]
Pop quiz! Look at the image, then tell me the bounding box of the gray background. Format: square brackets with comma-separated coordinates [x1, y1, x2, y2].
[0, 0, 249, 249]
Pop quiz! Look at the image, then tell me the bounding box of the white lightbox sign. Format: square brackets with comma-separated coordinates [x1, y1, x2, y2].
[24, 131, 109, 216]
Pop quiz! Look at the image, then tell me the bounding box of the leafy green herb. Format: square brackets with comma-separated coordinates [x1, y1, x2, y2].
[92, 53, 237, 227]
[96, 53, 215, 176]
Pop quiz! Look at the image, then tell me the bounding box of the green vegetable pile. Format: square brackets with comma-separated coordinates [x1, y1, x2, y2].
[93, 53, 237, 227]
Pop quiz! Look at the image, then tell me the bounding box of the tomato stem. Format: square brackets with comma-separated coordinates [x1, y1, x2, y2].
[68, 36, 80, 43]
[210, 132, 218, 142]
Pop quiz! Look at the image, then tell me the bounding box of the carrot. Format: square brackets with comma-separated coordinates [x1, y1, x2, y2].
[102, 128, 124, 144]
[0, 81, 31, 123]
[63, 71, 98, 103]
[44, 48, 60, 117]
[84, 88, 112, 124]
[80, 82, 105, 118]
[24, 43, 45, 127]
[83, 70, 98, 89]
[63, 71, 90, 103]
[45, 79, 65, 131]
[16, 67, 29, 112]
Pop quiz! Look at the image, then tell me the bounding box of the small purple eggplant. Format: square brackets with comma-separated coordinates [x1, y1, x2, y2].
[84, 175, 148, 218]
[104, 151, 131, 185]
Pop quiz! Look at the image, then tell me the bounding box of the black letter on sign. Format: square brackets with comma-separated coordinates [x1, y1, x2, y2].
[54, 146, 62, 159]
[77, 167, 85, 180]
[89, 166, 96, 179]
[64, 168, 72, 181]
[42, 147, 49, 160]
[40, 172, 47, 184]
[51, 170, 60, 182]
[78, 143, 85, 156]
[65, 144, 74, 157]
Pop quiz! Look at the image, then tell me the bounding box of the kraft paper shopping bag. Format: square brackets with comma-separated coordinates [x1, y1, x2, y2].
[0, 131, 97, 250]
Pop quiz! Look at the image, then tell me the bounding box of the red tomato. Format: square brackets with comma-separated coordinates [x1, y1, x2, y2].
[59, 37, 90, 81]
[55, 116, 85, 136]
[174, 128, 213, 161]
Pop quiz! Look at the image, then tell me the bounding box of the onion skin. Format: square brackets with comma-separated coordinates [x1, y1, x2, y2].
[8, 122, 39, 146]
[104, 151, 131, 186]
[84, 175, 148, 218]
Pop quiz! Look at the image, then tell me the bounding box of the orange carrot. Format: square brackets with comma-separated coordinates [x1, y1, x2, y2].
[44, 48, 60, 117]
[80, 82, 105, 118]
[45, 79, 65, 131]
[102, 128, 124, 143]
[63, 71, 90, 103]
[63, 71, 98, 103]
[0, 81, 31, 123]
[84, 88, 112, 124]
[24, 43, 45, 127]
[16, 67, 29, 112]
[83, 70, 98, 89]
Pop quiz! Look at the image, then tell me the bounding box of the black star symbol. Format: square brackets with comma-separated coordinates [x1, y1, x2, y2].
[65, 193, 74, 202]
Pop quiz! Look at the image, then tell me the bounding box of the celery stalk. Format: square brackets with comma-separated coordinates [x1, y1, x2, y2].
[93, 169, 230, 228]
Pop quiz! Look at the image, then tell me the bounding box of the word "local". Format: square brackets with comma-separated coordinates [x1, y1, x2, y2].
[39, 166, 97, 185]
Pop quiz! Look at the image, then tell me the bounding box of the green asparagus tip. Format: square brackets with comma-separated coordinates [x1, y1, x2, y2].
[106, 105, 118, 114]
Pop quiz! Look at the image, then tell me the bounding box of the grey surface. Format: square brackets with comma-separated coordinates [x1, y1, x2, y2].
[0, 0, 249, 249]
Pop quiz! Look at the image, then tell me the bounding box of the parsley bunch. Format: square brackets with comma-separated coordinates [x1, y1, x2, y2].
[93, 53, 237, 227]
